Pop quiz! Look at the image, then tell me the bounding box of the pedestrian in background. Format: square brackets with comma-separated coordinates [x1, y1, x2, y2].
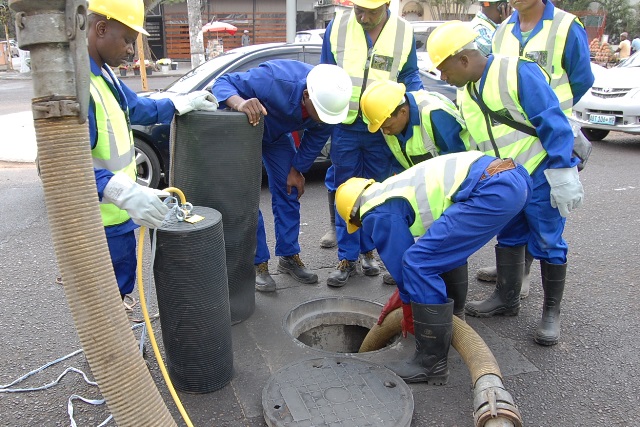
[336, 151, 532, 384]
[241, 30, 251, 47]
[212, 60, 352, 292]
[87, 0, 217, 299]
[429, 22, 585, 346]
[320, 0, 423, 288]
[616, 32, 631, 60]
[476, 0, 593, 291]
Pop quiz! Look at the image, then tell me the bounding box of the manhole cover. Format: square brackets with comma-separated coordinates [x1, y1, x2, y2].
[262, 357, 413, 427]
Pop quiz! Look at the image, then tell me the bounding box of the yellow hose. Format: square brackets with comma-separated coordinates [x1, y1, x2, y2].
[136, 186, 193, 427]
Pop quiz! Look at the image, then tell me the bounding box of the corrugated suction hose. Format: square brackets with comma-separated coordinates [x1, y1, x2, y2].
[359, 309, 522, 427]
[171, 111, 263, 324]
[35, 116, 176, 426]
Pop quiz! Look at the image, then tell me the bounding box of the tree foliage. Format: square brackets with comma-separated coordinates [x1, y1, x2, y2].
[558, 0, 636, 41]
[427, 0, 473, 20]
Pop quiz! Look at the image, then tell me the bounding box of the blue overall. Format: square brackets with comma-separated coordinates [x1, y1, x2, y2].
[361, 156, 532, 304]
[89, 59, 175, 296]
[473, 57, 580, 264]
[212, 60, 333, 263]
[321, 15, 424, 262]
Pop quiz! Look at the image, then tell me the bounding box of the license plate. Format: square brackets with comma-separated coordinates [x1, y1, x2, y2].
[588, 114, 615, 125]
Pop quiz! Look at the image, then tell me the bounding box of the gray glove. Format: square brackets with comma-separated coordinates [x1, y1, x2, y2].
[103, 172, 170, 229]
[544, 166, 584, 217]
[173, 90, 219, 115]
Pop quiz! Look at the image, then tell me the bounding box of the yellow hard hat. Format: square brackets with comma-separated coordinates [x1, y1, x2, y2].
[336, 177, 375, 234]
[351, 0, 390, 9]
[89, 0, 149, 36]
[427, 21, 479, 68]
[361, 80, 406, 133]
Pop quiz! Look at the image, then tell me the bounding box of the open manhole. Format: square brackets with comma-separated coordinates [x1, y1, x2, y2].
[283, 297, 400, 354]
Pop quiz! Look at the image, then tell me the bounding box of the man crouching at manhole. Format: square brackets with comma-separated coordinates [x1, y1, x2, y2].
[335, 151, 531, 384]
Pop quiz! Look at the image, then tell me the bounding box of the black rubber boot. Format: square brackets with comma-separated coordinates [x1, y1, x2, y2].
[385, 299, 453, 384]
[465, 245, 525, 317]
[477, 251, 534, 299]
[441, 264, 468, 320]
[320, 191, 337, 248]
[534, 261, 566, 346]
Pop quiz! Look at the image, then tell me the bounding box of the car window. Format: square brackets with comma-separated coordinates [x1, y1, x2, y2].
[233, 52, 302, 73]
[303, 50, 321, 66]
[414, 28, 437, 52]
[163, 51, 245, 94]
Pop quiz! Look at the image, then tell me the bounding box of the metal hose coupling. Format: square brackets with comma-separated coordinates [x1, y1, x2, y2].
[473, 374, 523, 427]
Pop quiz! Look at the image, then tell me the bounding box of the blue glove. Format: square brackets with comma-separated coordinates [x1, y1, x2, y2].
[544, 166, 584, 217]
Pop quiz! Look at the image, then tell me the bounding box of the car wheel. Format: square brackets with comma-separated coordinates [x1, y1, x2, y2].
[582, 128, 609, 141]
[134, 138, 162, 188]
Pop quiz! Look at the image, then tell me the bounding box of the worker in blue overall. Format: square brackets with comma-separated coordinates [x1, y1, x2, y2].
[321, 0, 424, 287]
[212, 60, 352, 292]
[336, 151, 532, 384]
[476, 0, 594, 292]
[87, 0, 218, 299]
[428, 22, 585, 345]
[359, 79, 470, 287]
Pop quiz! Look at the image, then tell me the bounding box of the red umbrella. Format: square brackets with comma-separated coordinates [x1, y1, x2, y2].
[202, 21, 238, 36]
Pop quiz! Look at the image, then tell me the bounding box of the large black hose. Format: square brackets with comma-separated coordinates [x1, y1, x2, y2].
[172, 111, 263, 324]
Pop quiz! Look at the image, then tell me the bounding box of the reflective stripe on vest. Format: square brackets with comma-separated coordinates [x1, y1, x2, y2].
[492, 9, 578, 115]
[384, 91, 468, 169]
[359, 151, 484, 236]
[90, 73, 137, 227]
[330, 9, 414, 124]
[459, 55, 545, 174]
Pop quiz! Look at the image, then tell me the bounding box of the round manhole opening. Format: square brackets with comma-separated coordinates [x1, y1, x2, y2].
[283, 297, 400, 354]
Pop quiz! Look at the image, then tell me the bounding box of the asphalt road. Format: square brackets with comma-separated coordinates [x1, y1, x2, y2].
[1, 76, 639, 426]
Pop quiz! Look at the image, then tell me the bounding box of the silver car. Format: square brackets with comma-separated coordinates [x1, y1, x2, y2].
[573, 52, 640, 141]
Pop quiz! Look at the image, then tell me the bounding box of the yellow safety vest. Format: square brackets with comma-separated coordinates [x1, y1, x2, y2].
[90, 73, 137, 227]
[359, 151, 484, 236]
[492, 8, 579, 116]
[459, 55, 546, 174]
[384, 90, 470, 170]
[329, 9, 414, 124]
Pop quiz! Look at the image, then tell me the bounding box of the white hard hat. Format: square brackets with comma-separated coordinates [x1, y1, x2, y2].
[244, 30, 249, 33]
[306, 64, 352, 124]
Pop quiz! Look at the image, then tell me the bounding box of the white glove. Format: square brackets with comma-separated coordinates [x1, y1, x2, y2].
[173, 90, 219, 115]
[103, 172, 170, 229]
[544, 166, 584, 217]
